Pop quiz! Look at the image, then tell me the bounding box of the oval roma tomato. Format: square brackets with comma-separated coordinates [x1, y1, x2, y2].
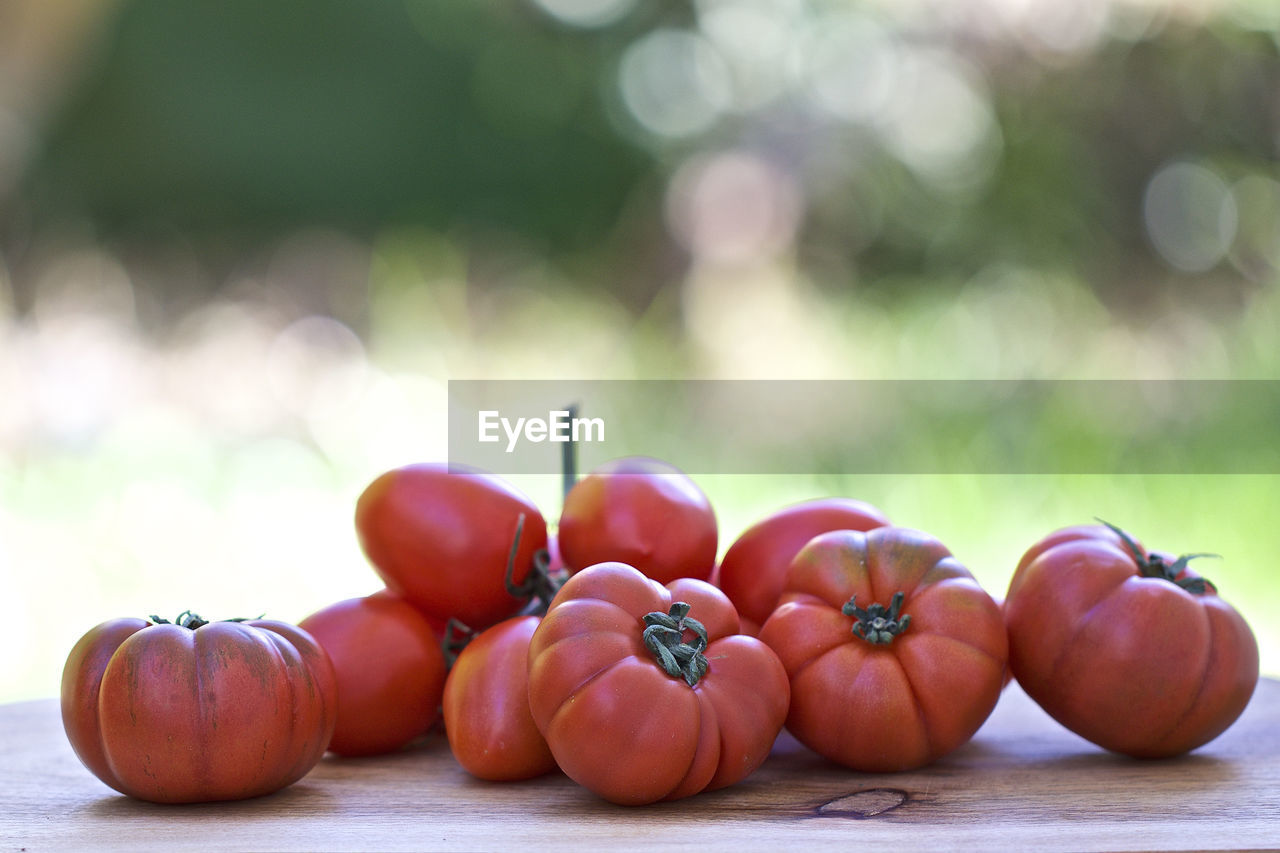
[527, 563, 788, 805]
[299, 590, 447, 757]
[557, 456, 717, 584]
[1004, 522, 1259, 758]
[442, 615, 556, 781]
[61, 613, 337, 803]
[355, 463, 548, 630]
[759, 527, 1006, 772]
[718, 498, 890, 634]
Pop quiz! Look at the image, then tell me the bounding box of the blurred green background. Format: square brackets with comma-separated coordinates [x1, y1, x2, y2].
[1, 0, 1279, 703]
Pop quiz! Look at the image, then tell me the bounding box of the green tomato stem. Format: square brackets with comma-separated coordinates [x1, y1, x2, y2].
[1095, 518, 1218, 595]
[642, 602, 710, 687]
[843, 591, 912, 645]
[148, 611, 257, 630]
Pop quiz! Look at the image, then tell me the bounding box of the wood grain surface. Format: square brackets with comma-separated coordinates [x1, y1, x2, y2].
[3, 680, 1279, 852]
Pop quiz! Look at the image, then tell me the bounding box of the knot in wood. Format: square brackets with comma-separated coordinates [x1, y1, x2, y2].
[815, 788, 909, 819]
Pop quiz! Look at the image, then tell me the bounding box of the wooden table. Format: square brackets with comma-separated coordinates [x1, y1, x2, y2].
[4, 680, 1279, 852]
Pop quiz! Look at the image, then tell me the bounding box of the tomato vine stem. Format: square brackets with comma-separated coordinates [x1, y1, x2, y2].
[561, 401, 579, 507]
[440, 618, 476, 669]
[503, 514, 565, 617]
[642, 602, 710, 687]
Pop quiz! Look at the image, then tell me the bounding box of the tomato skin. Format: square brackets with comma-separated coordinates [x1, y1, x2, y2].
[527, 563, 789, 805]
[543, 532, 564, 576]
[718, 498, 890, 633]
[299, 590, 447, 757]
[1005, 527, 1258, 758]
[442, 616, 556, 781]
[1005, 523, 1138, 604]
[557, 457, 717, 584]
[758, 527, 1006, 772]
[355, 464, 548, 630]
[61, 616, 337, 803]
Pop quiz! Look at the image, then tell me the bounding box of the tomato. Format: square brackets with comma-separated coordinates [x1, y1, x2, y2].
[557, 456, 717, 584]
[527, 563, 788, 805]
[61, 613, 336, 803]
[758, 527, 1006, 772]
[299, 590, 447, 756]
[718, 498, 890, 634]
[442, 615, 556, 781]
[1004, 522, 1259, 758]
[1005, 522, 1135, 604]
[355, 464, 548, 630]
[543, 531, 564, 576]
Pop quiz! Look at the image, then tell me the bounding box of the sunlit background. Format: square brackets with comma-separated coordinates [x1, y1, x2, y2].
[2, 0, 1279, 703]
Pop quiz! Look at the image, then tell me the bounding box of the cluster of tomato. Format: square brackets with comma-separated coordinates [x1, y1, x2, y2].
[60, 457, 1259, 805]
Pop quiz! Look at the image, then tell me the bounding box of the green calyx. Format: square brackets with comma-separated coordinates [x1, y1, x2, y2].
[843, 591, 912, 645]
[642, 602, 710, 687]
[149, 611, 256, 630]
[1096, 518, 1217, 595]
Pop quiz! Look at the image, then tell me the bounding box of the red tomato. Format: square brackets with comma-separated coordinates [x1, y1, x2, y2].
[543, 531, 564, 576]
[1005, 522, 1136, 604]
[355, 464, 548, 630]
[759, 527, 1006, 772]
[991, 595, 1013, 689]
[557, 456, 717, 584]
[442, 615, 556, 781]
[718, 498, 890, 634]
[527, 563, 788, 805]
[1005, 522, 1258, 757]
[299, 590, 447, 756]
[61, 613, 336, 803]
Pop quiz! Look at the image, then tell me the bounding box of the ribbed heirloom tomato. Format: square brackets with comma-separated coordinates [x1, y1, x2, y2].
[1005, 522, 1134, 603]
[299, 590, 447, 756]
[443, 615, 556, 781]
[62, 613, 337, 803]
[759, 527, 1007, 772]
[1005, 522, 1259, 757]
[718, 497, 890, 634]
[355, 464, 548, 630]
[527, 563, 788, 805]
[558, 456, 717, 584]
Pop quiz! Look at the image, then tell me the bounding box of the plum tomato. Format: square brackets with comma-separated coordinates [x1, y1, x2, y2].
[300, 590, 447, 757]
[355, 463, 548, 630]
[718, 497, 890, 634]
[442, 615, 557, 781]
[557, 457, 717, 585]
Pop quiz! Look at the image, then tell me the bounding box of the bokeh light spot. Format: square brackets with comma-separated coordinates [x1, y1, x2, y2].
[697, 0, 798, 110]
[532, 0, 638, 28]
[266, 315, 369, 423]
[875, 48, 1001, 192]
[801, 15, 897, 124]
[619, 29, 732, 138]
[1143, 161, 1237, 273]
[666, 150, 801, 266]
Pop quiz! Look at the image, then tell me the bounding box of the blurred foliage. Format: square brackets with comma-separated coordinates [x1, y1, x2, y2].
[7, 0, 1279, 312]
[17, 1, 650, 256]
